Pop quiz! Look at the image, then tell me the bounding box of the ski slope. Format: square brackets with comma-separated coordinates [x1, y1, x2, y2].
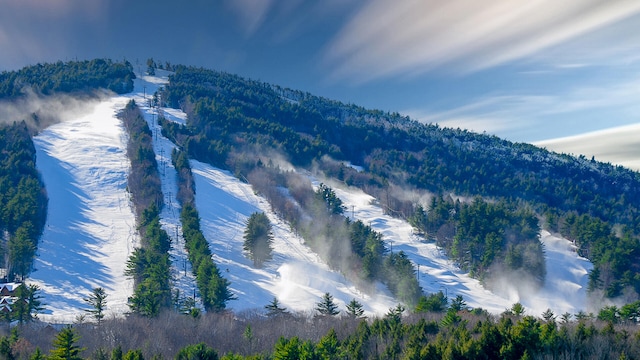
[31, 71, 594, 322]
[326, 179, 593, 316]
[32, 95, 138, 323]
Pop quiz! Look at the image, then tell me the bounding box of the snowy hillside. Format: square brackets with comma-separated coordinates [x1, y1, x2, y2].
[32, 96, 138, 323]
[30, 71, 594, 322]
[322, 179, 593, 316]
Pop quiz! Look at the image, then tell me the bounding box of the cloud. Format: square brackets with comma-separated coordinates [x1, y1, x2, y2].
[405, 95, 548, 136]
[404, 73, 640, 142]
[534, 123, 640, 171]
[324, 0, 640, 82]
[225, 0, 275, 36]
[0, 0, 108, 68]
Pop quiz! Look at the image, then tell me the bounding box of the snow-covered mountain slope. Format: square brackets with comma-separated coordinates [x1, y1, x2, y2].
[31, 71, 594, 322]
[32, 96, 138, 323]
[324, 180, 593, 316]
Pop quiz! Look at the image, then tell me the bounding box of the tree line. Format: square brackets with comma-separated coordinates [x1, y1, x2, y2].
[0, 59, 134, 99]
[0, 122, 47, 281]
[172, 148, 235, 313]
[120, 100, 172, 316]
[5, 298, 640, 360]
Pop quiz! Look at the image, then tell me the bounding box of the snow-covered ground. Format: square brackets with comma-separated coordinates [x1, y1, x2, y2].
[324, 180, 593, 316]
[32, 96, 138, 323]
[30, 71, 594, 322]
[191, 162, 398, 315]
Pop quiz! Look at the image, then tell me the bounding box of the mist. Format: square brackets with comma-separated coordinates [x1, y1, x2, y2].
[0, 89, 108, 132]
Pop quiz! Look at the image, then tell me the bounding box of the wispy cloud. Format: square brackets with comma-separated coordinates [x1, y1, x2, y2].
[535, 123, 640, 171]
[0, 0, 108, 68]
[324, 0, 640, 82]
[225, 0, 275, 36]
[405, 74, 640, 142]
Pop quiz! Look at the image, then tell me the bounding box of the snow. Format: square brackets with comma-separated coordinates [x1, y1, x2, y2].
[190, 162, 398, 316]
[32, 96, 138, 323]
[323, 180, 593, 316]
[30, 70, 594, 322]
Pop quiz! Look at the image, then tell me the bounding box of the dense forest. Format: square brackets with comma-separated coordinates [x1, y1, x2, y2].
[0, 59, 134, 99]
[0, 122, 47, 281]
[159, 65, 640, 299]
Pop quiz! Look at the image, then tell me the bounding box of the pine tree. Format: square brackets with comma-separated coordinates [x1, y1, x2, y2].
[12, 284, 42, 323]
[316, 292, 340, 316]
[243, 212, 274, 268]
[84, 287, 107, 323]
[176, 343, 218, 360]
[345, 298, 365, 318]
[30, 348, 45, 360]
[49, 327, 84, 360]
[265, 297, 288, 317]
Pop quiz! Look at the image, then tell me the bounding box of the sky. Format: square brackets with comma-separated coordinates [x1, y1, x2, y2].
[1, 0, 640, 145]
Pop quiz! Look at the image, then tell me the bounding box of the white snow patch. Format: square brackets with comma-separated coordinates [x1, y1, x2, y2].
[32, 96, 138, 323]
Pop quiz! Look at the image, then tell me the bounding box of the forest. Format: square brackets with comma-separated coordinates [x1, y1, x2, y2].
[0, 122, 47, 282]
[0, 59, 134, 99]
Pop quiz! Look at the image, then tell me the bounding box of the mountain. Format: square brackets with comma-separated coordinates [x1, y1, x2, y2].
[0, 59, 638, 322]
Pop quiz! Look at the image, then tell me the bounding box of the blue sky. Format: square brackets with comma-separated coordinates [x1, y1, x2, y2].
[1, 0, 640, 143]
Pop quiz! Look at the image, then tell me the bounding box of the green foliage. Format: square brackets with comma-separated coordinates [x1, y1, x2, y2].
[415, 291, 448, 313]
[157, 64, 640, 299]
[0, 122, 47, 281]
[559, 212, 640, 297]
[242, 212, 274, 268]
[120, 100, 163, 219]
[10, 283, 43, 323]
[315, 183, 344, 215]
[315, 292, 340, 316]
[172, 149, 234, 313]
[176, 343, 218, 360]
[49, 327, 84, 360]
[84, 287, 107, 323]
[345, 298, 365, 318]
[411, 196, 546, 288]
[264, 297, 288, 317]
[0, 58, 134, 99]
[121, 100, 171, 316]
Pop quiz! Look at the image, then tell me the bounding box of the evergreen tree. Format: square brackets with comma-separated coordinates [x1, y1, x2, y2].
[316, 329, 340, 360]
[30, 348, 45, 360]
[84, 287, 107, 323]
[49, 327, 84, 360]
[123, 349, 144, 360]
[176, 343, 218, 360]
[242, 212, 274, 268]
[315, 292, 340, 316]
[415, 291, 448, 313]
[8, 225, 36, 280]
[12, 284, 42, 323]
[265, 297, 288, 317]
[345, 298, 365, 318]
